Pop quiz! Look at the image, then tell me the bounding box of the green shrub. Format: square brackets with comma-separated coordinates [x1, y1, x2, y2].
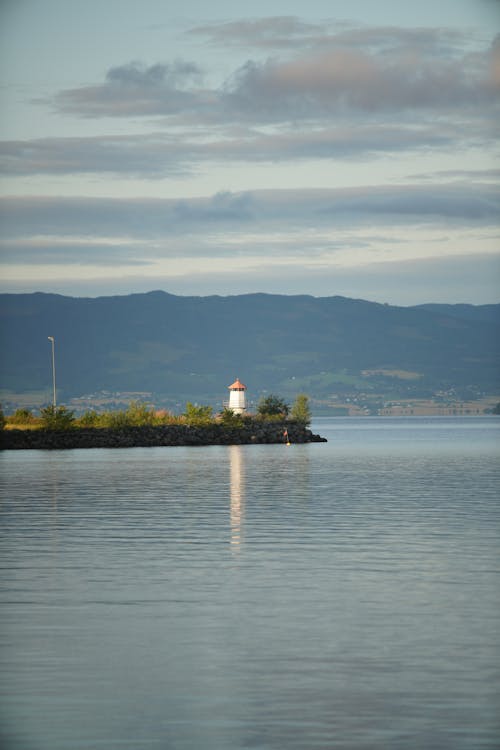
[95, 401, 157, 429]
[100, 410, 132, 429]
[257, 394, 289, 420]
[183, 402, 213, 426]
[290, 394, 311, 426]
[156, 411, 184, 425]
[219, 407, 244, 427]
[40, 405, 75, 430]
[9, 408, 36, 425]
[125, 400, 156, 426]
[77, 410, 101, 427]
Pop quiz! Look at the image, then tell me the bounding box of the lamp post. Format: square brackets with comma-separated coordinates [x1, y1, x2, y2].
[47, 336, 56, 408]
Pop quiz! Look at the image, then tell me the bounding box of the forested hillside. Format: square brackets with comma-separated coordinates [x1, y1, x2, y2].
[1, 291, 499, 401]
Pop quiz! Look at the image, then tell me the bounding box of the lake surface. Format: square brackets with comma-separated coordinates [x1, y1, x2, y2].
[1, 417, 499, 749]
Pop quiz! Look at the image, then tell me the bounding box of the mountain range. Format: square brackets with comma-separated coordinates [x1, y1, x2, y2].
[0, 291, 499, 406]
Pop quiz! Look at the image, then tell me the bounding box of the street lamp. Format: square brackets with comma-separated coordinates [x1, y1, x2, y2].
[47, 336, 56, 408]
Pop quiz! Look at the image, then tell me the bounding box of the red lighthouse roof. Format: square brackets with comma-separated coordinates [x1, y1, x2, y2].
[228, 378, 246, 390]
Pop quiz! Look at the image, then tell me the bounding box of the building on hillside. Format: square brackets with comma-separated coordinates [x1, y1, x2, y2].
[227, 378, 247, 414]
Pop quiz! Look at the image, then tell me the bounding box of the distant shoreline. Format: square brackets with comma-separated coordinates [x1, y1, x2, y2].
[1, 422, 327, 450]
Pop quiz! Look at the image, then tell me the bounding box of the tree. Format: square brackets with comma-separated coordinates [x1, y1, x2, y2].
[257, 394, 289, 419]
[0, 406, 5, 430]
[290, 394, 311, 426]
[40, 405, 75, 430]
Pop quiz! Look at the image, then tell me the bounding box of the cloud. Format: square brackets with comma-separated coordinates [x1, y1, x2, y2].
[488, 32, 500, 87]
[172, 191, 255, 223]
[1, 184, 498, 242]
[189, 17, 469, 57]
[410, 168, 500, 182]
[51, 61, 206, 117]
[222, 44, 494, 120]
[0, 192, 256, 239]
[315, 185, 500, 221]
[0, 123, 458, 177]
[188, 16, 324, 48]
[0, 238, 153, 266]
[0, 134, 190, 177]
[45, 28, 499, 122]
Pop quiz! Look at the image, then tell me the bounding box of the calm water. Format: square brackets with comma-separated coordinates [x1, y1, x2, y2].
[1, 417, 499, 749]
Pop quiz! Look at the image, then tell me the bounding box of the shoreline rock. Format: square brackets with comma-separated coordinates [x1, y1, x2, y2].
[1, 423, 327, 450]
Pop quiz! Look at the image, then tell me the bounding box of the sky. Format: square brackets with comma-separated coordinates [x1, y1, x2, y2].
[0, 0, 499, 305]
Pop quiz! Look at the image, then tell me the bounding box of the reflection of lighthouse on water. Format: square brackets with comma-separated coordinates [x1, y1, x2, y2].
[229, 445, 245, 550]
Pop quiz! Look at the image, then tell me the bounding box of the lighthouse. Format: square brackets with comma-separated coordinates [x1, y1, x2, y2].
[228, 378, 247, 415]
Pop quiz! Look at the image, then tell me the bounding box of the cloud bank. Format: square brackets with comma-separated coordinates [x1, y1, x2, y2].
[0, 124, 458, 178]
[0, 21, 492, 186]
[1, 16, 499, 304]
[1, 185, 498, 306]
[1, 184, 498, 241]
[49, 27, 499, 122]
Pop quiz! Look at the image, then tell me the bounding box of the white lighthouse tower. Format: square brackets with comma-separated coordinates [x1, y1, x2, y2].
[228, 378, 247, 415]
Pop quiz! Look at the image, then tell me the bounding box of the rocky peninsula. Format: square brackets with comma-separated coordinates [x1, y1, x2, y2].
[1, 422, 326, 450]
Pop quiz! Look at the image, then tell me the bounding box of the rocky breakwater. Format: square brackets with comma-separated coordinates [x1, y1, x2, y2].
[1, 423, 327, 450]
